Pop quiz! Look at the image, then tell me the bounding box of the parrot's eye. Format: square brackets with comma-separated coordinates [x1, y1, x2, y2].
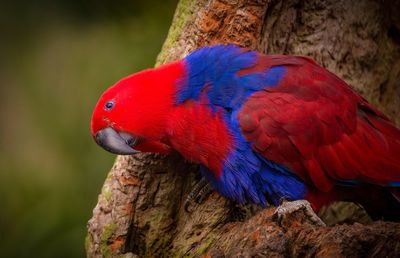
[104, 100, 114, 111]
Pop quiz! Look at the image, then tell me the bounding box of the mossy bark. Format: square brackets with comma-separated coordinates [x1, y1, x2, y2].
[86, 0, 400, 257]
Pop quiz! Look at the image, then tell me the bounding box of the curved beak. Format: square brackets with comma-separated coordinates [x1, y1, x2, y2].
[95, 127, 140, 155]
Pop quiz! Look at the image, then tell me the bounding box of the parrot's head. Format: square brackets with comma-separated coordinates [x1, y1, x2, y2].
[91, 61, 185, 155]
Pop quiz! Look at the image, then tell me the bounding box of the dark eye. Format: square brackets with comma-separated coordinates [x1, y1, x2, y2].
[104, 100, 114, 111]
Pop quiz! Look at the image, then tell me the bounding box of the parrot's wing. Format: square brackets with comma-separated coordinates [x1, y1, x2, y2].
[238, 56, 400, 192]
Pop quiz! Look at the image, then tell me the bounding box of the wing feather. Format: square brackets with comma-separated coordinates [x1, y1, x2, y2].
[238, 55, 400, 191]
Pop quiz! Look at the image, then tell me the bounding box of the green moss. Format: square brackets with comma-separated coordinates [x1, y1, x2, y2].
[194, 236, 215, 256]
[103, 188, 112, 202]
[155, 0, 197, 65]
[102, 171, 113, 202]
[84, 234, 92, 255]
[170, 233, 217, 257]
[100, 223, 118, 257]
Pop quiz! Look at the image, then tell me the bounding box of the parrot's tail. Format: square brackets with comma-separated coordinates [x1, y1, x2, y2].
[307, 185, 400, 222]
[390, 188, 400, 202]
[351, 185, 400, 222]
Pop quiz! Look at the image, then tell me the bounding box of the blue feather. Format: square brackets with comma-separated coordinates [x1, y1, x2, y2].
[179, 44, 306, 206]
[178, 44, 285, 109]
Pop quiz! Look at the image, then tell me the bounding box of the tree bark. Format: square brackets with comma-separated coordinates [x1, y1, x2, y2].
[86, 0, 400, 257]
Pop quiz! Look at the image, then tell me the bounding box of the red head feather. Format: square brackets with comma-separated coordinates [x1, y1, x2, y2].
[91, 61, 186, 153]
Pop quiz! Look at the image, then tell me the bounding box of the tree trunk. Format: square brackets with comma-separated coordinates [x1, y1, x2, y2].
[86, 0, 400, 257]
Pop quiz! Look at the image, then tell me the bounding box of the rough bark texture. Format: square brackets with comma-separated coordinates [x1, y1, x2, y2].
[86, 0, 400, 257]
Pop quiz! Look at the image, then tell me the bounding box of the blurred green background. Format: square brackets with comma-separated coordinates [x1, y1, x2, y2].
[0, 0, 177, 257]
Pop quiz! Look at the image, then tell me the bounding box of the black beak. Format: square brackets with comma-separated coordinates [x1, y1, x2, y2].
[95, 127, 140, 155]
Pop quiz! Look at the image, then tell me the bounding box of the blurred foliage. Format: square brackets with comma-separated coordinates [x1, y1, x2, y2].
[0, 0, 177, 257]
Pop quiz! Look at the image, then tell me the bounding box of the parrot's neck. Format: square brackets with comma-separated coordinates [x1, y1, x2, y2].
[165, 100, 234, 177]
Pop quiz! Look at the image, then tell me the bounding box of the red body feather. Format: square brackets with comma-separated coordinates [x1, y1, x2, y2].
[166, 98, 233, 176]
[238, 54, 400, 210]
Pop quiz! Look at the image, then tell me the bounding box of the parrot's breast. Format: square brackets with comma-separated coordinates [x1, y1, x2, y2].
[166, 99, 234, 177]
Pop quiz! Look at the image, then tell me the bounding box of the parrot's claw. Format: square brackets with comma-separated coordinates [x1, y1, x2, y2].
[184, 177, 213, 212]
[272, 200, 326, 226]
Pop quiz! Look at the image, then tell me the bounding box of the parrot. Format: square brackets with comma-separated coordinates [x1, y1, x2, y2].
[91, 44, 400, 222]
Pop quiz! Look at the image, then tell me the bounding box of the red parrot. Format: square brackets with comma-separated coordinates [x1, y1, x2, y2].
[91, 45, 400, 221]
